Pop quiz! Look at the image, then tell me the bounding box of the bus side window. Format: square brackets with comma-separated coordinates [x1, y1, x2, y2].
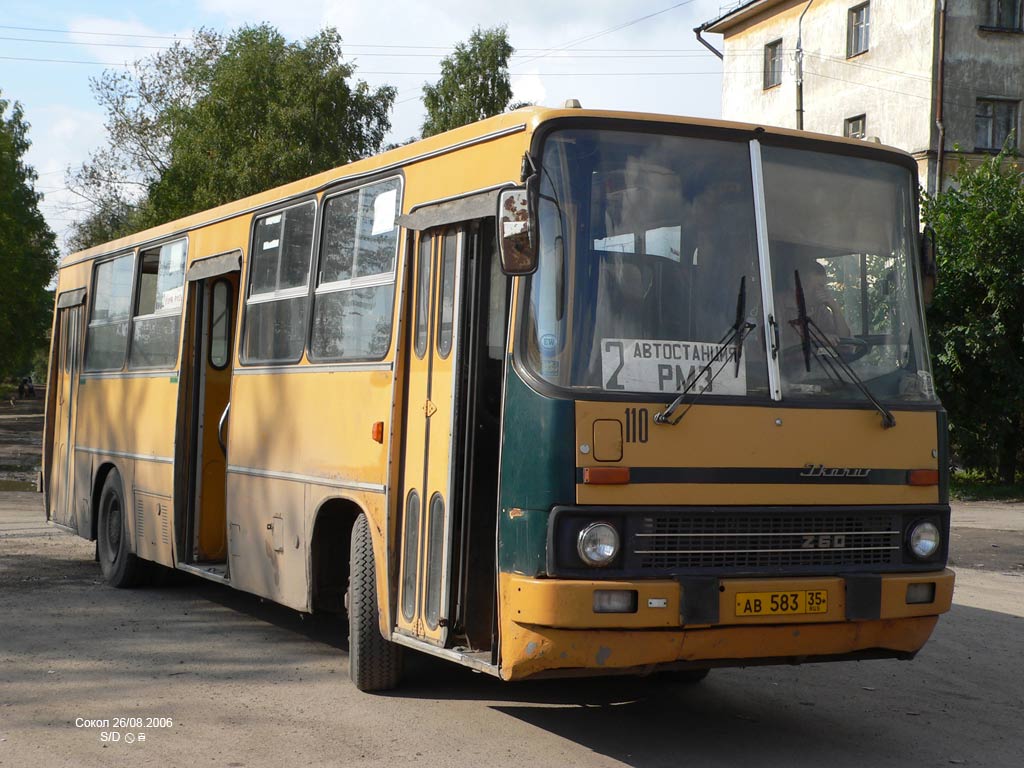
[414, 234, 431, 359]
[129, 239, 187, 370]
[244, 201, 315, 364]
[310, 177, 401, 361]
[85, 253, 135, 372]
[436, 229, 458, 359]
[486, 230, 508, 361]
[209, 279, 232, 369]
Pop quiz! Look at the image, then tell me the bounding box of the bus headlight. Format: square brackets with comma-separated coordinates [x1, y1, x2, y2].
[908, 520, 940, 559]
[577, 522, 620, 567]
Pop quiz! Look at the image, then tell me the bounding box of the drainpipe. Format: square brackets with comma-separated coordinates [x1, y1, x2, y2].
[935, 0, 948, 192]
[693, 23, 724, 60]
[796, 0, 815, 130]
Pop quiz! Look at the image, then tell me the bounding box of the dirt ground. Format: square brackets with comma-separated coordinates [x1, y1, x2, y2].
[0, 396, 43, 491]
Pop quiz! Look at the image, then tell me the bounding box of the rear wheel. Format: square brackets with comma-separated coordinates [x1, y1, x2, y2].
[97, 469, 147, 588]
[347, 514, 403, 691]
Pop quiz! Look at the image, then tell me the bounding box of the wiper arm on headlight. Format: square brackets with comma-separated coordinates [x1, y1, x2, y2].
[654, 275, 756, 426]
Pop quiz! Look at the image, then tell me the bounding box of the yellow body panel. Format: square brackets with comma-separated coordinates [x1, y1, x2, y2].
[575, 402, 940, 506]
[228, 370, 393, 485]
[499, 570, 953, 680]
[75, 376, 180, 462]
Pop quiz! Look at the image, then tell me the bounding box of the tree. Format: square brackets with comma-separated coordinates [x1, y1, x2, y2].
[921, 150, 1024, 484]
[0, 93, 58, 383]
[422, 27, 515, 138]
[68, 25, 396, 248]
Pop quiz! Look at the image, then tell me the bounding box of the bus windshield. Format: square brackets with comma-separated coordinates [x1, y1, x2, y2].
[523, 127, 935, 404]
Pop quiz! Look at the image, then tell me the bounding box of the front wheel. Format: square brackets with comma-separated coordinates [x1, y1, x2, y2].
[347, 514, 403, 691]
[660, 668, 710, 684]
[97, 468, 147, 588]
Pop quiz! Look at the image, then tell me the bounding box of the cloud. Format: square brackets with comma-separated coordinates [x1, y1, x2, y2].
[512, 71, 547, 107]
[27, 0, 726, 250]
[199, 0, 329, 38]
[23, 105, 107, 252]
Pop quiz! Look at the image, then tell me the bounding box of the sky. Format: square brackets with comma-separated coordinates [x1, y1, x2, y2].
[0, 0, 736, 256]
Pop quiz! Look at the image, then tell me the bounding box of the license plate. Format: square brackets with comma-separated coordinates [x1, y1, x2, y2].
[735, 590, 828, 617]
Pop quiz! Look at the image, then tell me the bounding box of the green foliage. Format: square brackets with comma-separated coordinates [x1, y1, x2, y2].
[0, 94, 58, 382]
[68, 25, 396, 249]
[921, 150, 1024, 483]
[422, 27, 515, 138]
[950, 469, 1024, 502]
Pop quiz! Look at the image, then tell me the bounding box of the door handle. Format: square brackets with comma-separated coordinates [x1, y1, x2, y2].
[217, 402, 231, 455]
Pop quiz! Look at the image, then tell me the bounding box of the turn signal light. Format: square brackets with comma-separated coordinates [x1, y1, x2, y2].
[907, 469, 939, 486]
[583, 467, 631, 484]
[371, 421, 384, 444]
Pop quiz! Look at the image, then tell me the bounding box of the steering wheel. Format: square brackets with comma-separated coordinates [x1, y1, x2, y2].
[837, 336, 870, 362]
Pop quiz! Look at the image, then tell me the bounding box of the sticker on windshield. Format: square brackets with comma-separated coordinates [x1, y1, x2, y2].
[601, 339, 747, 395]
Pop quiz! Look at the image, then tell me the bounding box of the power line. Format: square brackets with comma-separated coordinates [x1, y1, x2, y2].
[0, 32, 767, 59]
[0, 34, 168, 50]
[803, 66, 978, 114]
[395, 1, 702, 106]
[0, 24, 188, 40]
[332, 70, 729, 76]
[514, 0, 698, 69]
[0, 54, 129, 66]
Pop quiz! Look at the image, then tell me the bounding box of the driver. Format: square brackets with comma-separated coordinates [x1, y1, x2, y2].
[777, 260, 852, 358]
[801, 261, 852, 341]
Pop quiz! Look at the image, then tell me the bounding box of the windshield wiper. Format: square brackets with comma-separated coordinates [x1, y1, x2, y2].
[654, 276, 756, 426]
[792, 273, 896, 429]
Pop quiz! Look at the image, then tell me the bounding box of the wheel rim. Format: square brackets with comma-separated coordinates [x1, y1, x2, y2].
[103, 493, 122, 565]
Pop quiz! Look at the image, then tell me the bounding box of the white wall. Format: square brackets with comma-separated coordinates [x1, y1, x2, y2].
[718, 0, 936, 153]
[942, 0, 1024, 153]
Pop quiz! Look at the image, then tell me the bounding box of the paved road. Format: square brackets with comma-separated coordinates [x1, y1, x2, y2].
[2, 491, 1022, 768]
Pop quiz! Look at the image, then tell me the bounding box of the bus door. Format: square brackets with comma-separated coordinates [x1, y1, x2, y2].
[49, 301, 83, 531]
[179, 255, 240, 568]
[396, 227, 466, 644]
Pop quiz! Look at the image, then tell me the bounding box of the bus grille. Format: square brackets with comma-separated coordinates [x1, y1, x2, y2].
[631, 512, 902, 570]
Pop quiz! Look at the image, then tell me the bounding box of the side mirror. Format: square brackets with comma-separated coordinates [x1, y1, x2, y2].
[497, 182, 538, 275]
[920, 226, 937, 307]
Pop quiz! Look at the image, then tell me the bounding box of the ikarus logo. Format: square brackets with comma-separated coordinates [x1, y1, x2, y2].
[800, 464, 872, 479]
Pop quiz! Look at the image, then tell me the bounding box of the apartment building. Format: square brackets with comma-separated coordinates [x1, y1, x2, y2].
[697, 0, 1024, 192]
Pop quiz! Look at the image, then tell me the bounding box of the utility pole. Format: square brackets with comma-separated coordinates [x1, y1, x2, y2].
[796, 0, 815, 130]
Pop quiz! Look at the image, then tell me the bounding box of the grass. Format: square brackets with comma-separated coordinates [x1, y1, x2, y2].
[950, 470, 1024, 502]
[0, 479, 34, 492]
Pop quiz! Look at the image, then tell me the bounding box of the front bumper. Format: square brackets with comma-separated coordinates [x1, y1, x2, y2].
[498, 569, 954, 680]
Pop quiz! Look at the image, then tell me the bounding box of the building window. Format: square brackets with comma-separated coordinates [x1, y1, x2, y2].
[848, 3, 870, 57]
[844, 114, 866, 139]
[984, 0, 1022, 30]
[764, 39, 783, 89]
[976, 99, 1018, 151]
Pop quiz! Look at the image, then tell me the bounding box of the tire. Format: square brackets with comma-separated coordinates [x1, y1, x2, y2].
[348, 514, 403, 691]
[661, 668, 710, 684]
[96, 468, 147, 588]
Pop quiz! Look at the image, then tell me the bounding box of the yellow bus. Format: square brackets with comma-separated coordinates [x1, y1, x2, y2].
[43, 106, 954, 691]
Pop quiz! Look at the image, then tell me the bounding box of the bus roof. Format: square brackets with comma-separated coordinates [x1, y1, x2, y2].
[60, 105, 912, 267]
